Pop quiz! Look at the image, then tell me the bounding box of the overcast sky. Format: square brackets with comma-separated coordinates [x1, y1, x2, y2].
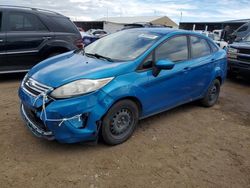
[1, 0, 250, 23]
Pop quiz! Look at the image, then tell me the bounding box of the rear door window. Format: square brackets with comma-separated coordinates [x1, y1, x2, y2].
[209, 42, 219, 53]
[190, 36, 211, 58]
[8, 12, 48, 32]
[155, 35, 188, 62]
[50, 16, 78, 33]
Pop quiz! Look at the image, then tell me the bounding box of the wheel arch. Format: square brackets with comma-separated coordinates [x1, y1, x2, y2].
[43, 46, 70, 58]
[215, 76, 222, 84]
[97, 95, 143, 140]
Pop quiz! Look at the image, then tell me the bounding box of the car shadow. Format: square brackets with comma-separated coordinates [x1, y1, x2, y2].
[34, 101, 199, 152]
[0, 73, 26, 82]
[227, 75, 250, 86]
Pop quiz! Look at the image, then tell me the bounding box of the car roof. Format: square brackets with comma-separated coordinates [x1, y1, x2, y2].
[0, 5, 65, 17]
[124, 28, 207, 37]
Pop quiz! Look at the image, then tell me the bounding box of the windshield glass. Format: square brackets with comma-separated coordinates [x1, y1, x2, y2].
[243, 34, 250, 42]
[85, 29, 162, 61]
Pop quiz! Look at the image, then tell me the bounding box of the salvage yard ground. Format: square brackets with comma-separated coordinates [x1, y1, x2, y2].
[0, 74, 250, 188]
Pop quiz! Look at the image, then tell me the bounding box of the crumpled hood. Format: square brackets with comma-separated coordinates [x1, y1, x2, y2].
[28, 51, 134, 88]
[230, 42, 250, 49]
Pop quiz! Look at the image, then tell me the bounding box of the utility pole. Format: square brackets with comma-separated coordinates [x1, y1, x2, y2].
[179, 11, 183, 24]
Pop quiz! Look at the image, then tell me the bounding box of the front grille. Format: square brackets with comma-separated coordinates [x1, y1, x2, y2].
[23, 104, 48, 132]
[23, 77, 53, 97]
[238, 56, 250, 63]
[238, 48, 250, 54]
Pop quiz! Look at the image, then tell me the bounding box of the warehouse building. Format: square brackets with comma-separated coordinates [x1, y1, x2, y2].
[179, 19, 250, 31]
[97, 16, 178, 33]
[74, 16, 178, 33]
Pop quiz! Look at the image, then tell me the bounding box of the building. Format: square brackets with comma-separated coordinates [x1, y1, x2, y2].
[74, 16, 178, 33]
[179, 19, 250, 32]
[97, 16, 178, 33]
[74, 21, 103, 31]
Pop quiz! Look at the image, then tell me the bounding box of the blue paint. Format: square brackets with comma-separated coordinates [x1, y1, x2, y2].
[19, 28, 227, 143]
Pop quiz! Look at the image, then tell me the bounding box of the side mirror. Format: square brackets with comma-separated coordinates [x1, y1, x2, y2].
[152, 59, 175, 77]
[155, 59, 175, 70]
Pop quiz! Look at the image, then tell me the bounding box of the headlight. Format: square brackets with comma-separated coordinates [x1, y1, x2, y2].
[228, 47, 238, 53]
[50, 77, 114, 99]
[227, 47, 238, 58]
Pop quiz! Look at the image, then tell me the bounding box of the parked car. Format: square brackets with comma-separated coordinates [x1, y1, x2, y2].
[122, 23, 167, 30]
[213, 29, 223, 41]
[227, 33, 250, 76]
[195, 30, 228, 50]
[230, 21, 250, 42]
[0, 5, 83, 74]
[19, 28, 227, 145]
[82, 29, 107, 46]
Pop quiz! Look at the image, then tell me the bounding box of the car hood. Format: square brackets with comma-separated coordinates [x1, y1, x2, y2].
[28, 51, 135, 88]
[230, 42, 250, 49]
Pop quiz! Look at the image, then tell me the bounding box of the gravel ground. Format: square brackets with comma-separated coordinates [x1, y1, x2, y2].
[0, 74, 249, 188]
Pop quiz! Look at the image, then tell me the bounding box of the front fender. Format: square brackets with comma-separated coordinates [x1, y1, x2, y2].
[102, 72, 149, 116]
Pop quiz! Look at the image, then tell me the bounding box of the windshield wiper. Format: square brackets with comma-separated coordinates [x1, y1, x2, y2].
[85, 53, 113, 62]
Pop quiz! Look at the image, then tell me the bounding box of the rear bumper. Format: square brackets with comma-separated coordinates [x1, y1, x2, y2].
[228, 58, 250, 74]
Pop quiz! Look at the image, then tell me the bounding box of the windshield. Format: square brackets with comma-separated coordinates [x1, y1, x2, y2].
[85, 29, 162, 61]
[243, 34, 250, 42]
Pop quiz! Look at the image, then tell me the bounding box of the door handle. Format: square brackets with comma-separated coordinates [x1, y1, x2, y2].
[182, 67, 191, 74]
[183, 67, 191, 71]
[42, 36, 52, 40]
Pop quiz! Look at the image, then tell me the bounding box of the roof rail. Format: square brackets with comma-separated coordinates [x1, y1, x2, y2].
[0, 5, 62, 16]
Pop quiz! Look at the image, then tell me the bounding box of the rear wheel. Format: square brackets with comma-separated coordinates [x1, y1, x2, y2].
[201, 79, 221, 107]
[102, 100, 139, 145]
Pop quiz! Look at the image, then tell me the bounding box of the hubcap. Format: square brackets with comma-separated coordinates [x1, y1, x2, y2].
[209, 85, 218, 102]
[110, 108, 133, 136]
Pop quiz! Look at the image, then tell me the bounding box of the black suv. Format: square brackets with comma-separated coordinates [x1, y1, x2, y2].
[0, 6, 83, 74]
[227, 33, 250, 76]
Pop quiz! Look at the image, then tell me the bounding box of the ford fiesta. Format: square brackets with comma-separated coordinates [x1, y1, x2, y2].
[19, 28, 227, 145]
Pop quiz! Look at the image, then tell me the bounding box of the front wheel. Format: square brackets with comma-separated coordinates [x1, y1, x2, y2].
[200, 79, 221, 107]
[102, 100, 139, 145]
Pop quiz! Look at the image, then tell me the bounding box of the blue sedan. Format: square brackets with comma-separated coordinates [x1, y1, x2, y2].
[19, 28, 227, 145]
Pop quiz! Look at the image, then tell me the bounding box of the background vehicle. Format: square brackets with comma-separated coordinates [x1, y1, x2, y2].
[19, 28, 227, 145]
[227, 33, 250, 76]
[0, 5, 83, 74]
[122, 22, 167, 30]
[195, 30, 228, 50]
[230, 21, 250, 42]
[82, 29, 107, 46]
[213, 29, 223, 41]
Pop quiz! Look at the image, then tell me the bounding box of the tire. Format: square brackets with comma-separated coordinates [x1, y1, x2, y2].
[200, 79, 221, 107]
[102, 100, 139, 145]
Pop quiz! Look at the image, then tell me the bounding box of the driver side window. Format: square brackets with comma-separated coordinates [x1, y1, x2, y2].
[155, 36, 188, 62]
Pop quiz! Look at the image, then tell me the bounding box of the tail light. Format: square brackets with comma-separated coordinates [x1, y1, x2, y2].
[75, 38, 83, 49]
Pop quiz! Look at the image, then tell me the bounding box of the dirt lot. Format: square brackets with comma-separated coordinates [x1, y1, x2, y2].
[0, 74, 249, 188]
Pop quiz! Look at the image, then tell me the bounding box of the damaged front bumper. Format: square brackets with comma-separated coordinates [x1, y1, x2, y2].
[19, 85, 115, 143]
[21, 104, 55, 140]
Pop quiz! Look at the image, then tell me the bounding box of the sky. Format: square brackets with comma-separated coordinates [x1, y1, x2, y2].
[1, 0, 250, 23]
